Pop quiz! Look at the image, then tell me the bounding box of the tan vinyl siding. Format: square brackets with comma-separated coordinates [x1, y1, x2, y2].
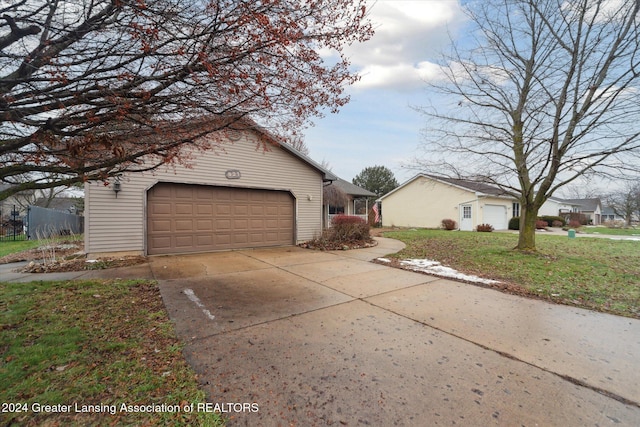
[380, 176, 515, 230]
[381, 176, 475, 228]
[85, 131, 323, 256]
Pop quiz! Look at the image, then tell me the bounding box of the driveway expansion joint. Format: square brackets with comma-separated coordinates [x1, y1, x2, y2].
[362, 298, 640, 410]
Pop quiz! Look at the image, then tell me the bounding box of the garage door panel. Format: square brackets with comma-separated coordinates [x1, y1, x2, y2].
[196, 235, 213, 246]
[174, 188, 193, 199]
[215, 234, 231, 245]
[147, 183, 294, 254]
[175, 235, 194, 248]
[234, 219, 248, 229]
[151, 185, 172, 198]
[234, 233, 248, 244]
[265, 206, 278, 216]
[197, 204, 213, 215]
[150, 236, 171, 250]
[150, 220, 172, 232]
[195, 188, 213, 199]
[280, 218, 293, 228]
[216, 205, 231, 215]
[216, 219, 231, 230]
[175, 204, 193, 215]
[484, 205, 507, 230]
[233, 191, 249, 201]
[151, 203, 172, 215]
[175, 219, 193, 231]
[234, 205, 248, 215]
[196, 220, 213, 231]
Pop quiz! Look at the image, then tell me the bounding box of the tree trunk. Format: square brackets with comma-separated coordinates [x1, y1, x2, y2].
[517, 205, 540, 251]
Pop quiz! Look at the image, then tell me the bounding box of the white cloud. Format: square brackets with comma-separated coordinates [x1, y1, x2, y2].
[348, 0, 467, 91]
[356, 61, 443, 90]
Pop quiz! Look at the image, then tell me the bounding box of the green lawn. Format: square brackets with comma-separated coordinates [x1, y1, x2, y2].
[0, 279, 224, 426]
[0, 234, 84, 258]
[0, 239, 40, 257]
[383, 229, 640, 318]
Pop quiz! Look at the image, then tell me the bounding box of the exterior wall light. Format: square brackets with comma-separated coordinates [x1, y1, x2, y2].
[113, 177, 122, 198]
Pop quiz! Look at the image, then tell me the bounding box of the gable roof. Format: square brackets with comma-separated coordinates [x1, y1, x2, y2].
[330, 178, 376, 197]
[33, 197, 83, 213]
[560, 198, 601, 212]
[206, 115, 337, 183]
[379, 174, 515, 200]
[68, 113, 338, 183]
[429, 175, 513, 197]
[277, 142, 337, 183]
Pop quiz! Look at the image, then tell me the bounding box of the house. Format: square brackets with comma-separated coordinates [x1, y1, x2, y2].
[84, 122, 336, 257]
[538, 196, 581, 217]
[601, 206, 625, 223]
[323, 178, 375, 227]
[562, 198, 602, 225]
[378, 174, 518, 231]
[540, 197, 602, 225]
[0, 183, 25, 215]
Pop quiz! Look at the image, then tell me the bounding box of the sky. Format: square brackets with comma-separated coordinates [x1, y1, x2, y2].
[303, 0, 468, 184]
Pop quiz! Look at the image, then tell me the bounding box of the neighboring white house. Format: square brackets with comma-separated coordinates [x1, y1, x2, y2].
[378, 174, 518, 231]
[538, 197, 581, 217]
[601, 206, 626, 223]
[84, 123, 336, 257]
[540, 197, 602, 225]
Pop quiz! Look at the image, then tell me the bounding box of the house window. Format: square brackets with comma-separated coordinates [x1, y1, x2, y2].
[463, 206, 472, 219]
[512, 202, 520, 218]
[328, 205, 345, 215]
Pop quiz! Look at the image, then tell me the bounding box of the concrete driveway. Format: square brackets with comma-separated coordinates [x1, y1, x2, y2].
[150, 238, 640, 426]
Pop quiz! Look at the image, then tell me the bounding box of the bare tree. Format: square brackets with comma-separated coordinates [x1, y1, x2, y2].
[0, 0, 372, 200]
[605, 181, 640, 226]
[284, 135, 311, 156]
[416, 0, 640, 251]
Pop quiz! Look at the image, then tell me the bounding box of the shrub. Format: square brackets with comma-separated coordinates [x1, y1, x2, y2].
[441, 218, 457, 230]
[552, 220, 564, 227]
[564, 212, 588, 225]
[568, 220, 582, 229]
[540, 215, 565, 227]
[476, 223, 494, 232]
[604, 220, 625, 228]
[535, 220, 548, 229]
[508, 216, 520, 230]
[330, 215, 370, 242]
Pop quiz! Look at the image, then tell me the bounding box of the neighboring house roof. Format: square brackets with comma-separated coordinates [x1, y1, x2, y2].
[601, 206, 623, 217]
[429, 175, 513, 197]
[330, 178, 376, 198]
[561, 198, 601, 212]
[33, 197, 83, 213]
[379, 174, 515, 200]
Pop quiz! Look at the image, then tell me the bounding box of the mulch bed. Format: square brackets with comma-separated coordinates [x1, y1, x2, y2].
[298, 238, 377, 251]
[0, 241, 147, 273]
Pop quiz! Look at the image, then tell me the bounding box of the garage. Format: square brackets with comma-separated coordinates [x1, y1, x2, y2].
[147, 182, 294, 255]
[483, 204, 507, 230]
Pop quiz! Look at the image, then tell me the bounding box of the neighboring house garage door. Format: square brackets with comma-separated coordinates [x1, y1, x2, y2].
[147, 183, 294, 255]
[483, 204, 507, 230]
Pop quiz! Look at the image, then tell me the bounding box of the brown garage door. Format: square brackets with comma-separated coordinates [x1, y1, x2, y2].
[147, 183, 294, 255]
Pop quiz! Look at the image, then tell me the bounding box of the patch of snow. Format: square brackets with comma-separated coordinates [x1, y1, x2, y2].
[399, 259, 500, 284]
[607, 237, 640, 241]
[376, 257, 392, 263]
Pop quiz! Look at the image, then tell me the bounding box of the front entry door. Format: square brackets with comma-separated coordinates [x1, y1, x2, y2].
[460, 204, 473, 231]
